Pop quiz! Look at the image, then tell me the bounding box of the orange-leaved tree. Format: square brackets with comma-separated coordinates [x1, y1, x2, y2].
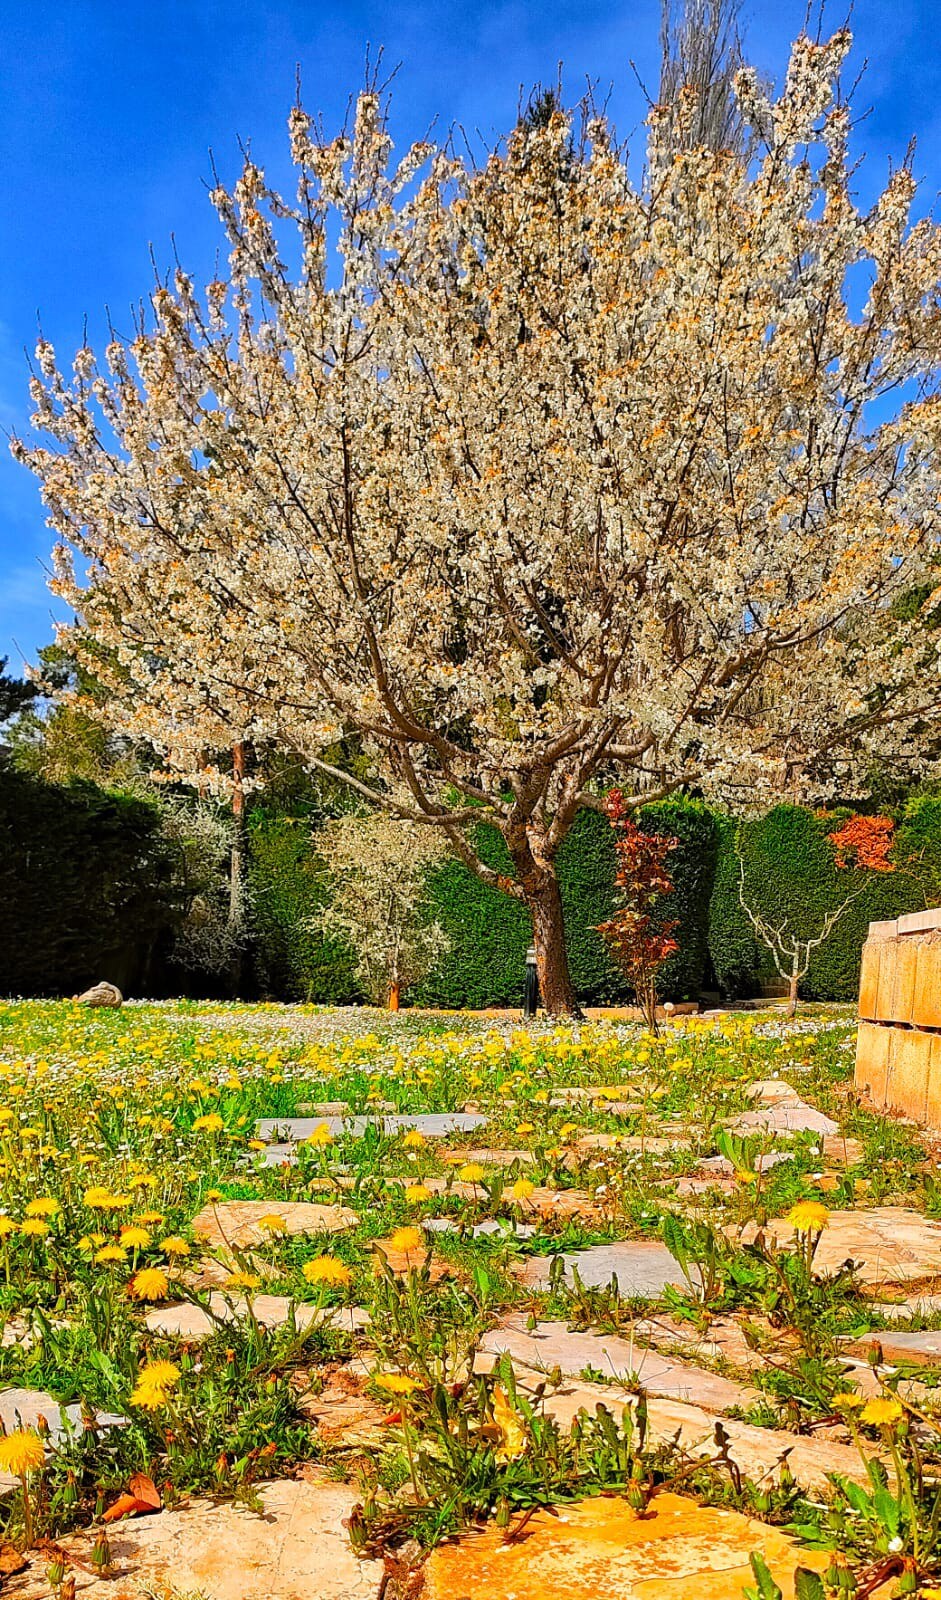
[597, 789, 679, 1032]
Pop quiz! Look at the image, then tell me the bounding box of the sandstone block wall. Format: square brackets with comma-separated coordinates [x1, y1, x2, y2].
[855, 910, 941, 1124]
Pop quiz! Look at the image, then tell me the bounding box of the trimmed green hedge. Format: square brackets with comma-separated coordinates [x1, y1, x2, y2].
[0, 768, 180, 997]
[5, 769, 936, 1007]
[414, 799, 718, 1009]
[708, 804, 919, 1001]
[247, 810, 358, 1003]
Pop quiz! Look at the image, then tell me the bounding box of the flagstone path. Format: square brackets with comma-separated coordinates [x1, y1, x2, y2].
[423, 1491, 830, 1600]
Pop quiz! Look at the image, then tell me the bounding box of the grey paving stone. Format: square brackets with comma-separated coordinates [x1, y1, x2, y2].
[255, 1111, 488, 1143]
[0, 1389, 127, 1488]
[144, 1296, 369, 1341]
[477, 1316, 757, 1411]
[728, 1103, 840, 1137]
[516, 1239, 696, 1296]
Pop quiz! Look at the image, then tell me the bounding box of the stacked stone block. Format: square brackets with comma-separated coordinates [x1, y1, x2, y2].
[855, 909, 941, 1124]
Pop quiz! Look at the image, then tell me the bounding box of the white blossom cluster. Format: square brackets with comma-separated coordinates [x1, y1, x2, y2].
[13, 33, 941, 996]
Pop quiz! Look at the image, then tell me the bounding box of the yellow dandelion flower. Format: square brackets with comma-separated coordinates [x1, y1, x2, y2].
[509, 1178, 536, 1203]
[860, 1397, 904, 1427]
[25, 1198, 60, 1217]
[257, 1214, 288, 1234]
[0, 1430, 44, 1476]
[458, 1163, 485, 1184]
[119, 1226, 151, 1249]
[94, 1244, 127, 1264]
[404, 1183, 432, 1203]
[128, 1267, 169, 1302]
[833, 1392, 866, 1410]
[786, 1201, 830, 1234]
[192, 1114, 224, 1134]
[160, 1236, 191, 1257]
[248, 1139, 267, 1151]
[402, 1130, 425, 1149]
[138, 1359, 180, 1389]
[373, 1372, 419, 1396]
[303, 1256, 353, 1288]
[515, 1123, 535, 1136]
[306, 1123, 334, 1147]
[222, 1271, 260, 1291]
[83, 1186, 115, 1210]
[388, 1227, 424, 1254]
[20, 1218, 50, 1238]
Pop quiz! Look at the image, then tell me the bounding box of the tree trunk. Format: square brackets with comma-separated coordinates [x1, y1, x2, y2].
[786, 968, 799, 1018]
[526, 871, 582, 1018]
[388, 981, 401, 1012]
[228, 741, 246, 996]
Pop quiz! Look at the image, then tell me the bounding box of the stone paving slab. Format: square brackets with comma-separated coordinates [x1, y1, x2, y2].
[144, 1295, 369, 1341]
[515, 1240, 695, 1296]
[568, 1133, 692, 1162]
[630, 1314, 771, 1372]
[476, 1316, 757, 1411]
[728, 1102, 840, 1137]
[255, 1111, 487, 1142]
[425, 1217, 537, 1239]
[823, 1135, 865, 1165]
[755, 1206, 941, 1285]
[6, 1477, 383, 1599]
[745, 1080, 805, 1104]
[441, 1147, 534, 1167]
[423, 1491, 829, 1600]
[531, 1372, 876, 1491]
[0, 1390, 126, 1490]
[191, 1199, 359, 1252]
[849, 1327, 941, 1366]
[871, 1291, 941, 1319]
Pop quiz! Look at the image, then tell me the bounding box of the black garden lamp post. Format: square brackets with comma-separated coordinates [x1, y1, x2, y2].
[523, 944, 539, 1020]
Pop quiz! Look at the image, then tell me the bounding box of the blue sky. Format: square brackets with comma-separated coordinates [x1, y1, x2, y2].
[1, 0, 940, 675]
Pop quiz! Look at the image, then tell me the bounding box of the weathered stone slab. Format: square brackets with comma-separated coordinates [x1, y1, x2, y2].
[745, 1080, 804, 1105]
[631, 1314, 770, 1372]
[516, 1240, 694, 1297]
[822, 1135, 865, 1165]
[534, 1374, 876, 1491]
[441, 1147, 534, 1167]
[870, 1291, 941, 1320]
[849, 1328, 941, 1366]
[0, 1390, 126, 1489]
[425, 1217, 537, 1240]
[423, 1491, 828, 1599]
[191, 1200, 358, 1252]
[477, 1317, 756, 1411]
[144, 1295, 368, 1341]
[756, 1206, 941, 1285]
[569, 1133, 691, 1162]
[9, 1477, 383, 1598]
[728, 1102, 839, 1137]
[698, 1152, 793, 1177]
[255, 1111, 487, 1142]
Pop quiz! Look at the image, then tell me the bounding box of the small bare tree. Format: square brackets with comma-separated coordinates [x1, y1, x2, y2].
[737, 815, 897, 1016]
[737, 860, 867, 1018]
[313, 815, 450, 1009]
